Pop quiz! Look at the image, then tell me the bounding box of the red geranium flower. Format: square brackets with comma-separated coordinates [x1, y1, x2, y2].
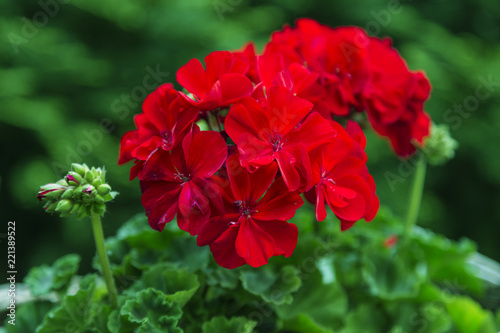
[139, 128, 227, 235]
[363, 37, 431, 156]
[225, 86, 335, 192]
[118, 83, 199, 179]
[308, 120, 379, 230]
[233, 43, 261, 84]
[176, 50, 255, 111]
[262, 19, 370, 118]
[197, 155, 303, 269]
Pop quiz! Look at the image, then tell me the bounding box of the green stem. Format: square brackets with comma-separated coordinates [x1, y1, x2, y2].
[91, 214, 118, 308]
[405, 155, 427, 235]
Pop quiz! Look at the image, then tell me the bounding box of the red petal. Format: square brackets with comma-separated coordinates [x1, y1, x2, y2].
[139, 148, 179, 182]
[176, 58, 208, 98]
[346, 120, 366, 149]
[141, 181, 182, 231]
[209, 226, 246, 269]
[315, 186, 327, 222]
[118, 130, 138, 165]
[287, 112, 336, 151]
[266, 86, 313, 135]
[326, 175, 370, 221]
[254, 178, 303, 221]
[254, 220, 298, 257]
[217, 73, 254, 107]
[184, 131, 227, 179]
[276, 144, 312, 192]
[340, 219, 356, 231]
[237, 133, 275, 168]
[235, 216, 276, 267]
[197, 214, 240, 246]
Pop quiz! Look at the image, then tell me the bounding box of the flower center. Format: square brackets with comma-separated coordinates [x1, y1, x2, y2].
[161, 130, 173, 150]
[175, 172, 190, 184]
[271, 134, 284, 152]
[234, 200, 255, 217]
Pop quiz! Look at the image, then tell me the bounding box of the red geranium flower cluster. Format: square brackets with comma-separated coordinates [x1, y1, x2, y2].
[119, 19, 432, 268]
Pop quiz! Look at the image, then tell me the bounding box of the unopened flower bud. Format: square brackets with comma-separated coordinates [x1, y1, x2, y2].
[44, 201, 58, 212]
[84, 185, 95, 196]
[84, 171, 94, 183]
[420, 123, 458, 166]
[94, 194, 106, 203]
[38, 164, 118, 218]
[61, 188, 75, 199]
[70, 203, 81, 214]
[56, 179, 69, 186]
[71, 163, 87, 177]
[55, 199, 73, 213]
[66, 172, 82, 185]
[97, 184, 111, 195]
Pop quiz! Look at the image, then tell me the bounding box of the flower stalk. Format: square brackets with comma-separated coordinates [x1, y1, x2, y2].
[405, 154, 427, 235]
[91, 214, 118, 308]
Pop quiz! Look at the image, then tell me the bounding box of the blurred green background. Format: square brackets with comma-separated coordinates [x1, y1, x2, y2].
[1, 0, 499, 279]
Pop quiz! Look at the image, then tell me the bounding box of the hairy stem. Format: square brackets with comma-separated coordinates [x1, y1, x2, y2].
[405, 155, 427, 235]
[91, 214, 118, 308]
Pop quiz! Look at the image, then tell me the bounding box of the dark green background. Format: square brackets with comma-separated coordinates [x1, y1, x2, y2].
[1, 0, 499, 278]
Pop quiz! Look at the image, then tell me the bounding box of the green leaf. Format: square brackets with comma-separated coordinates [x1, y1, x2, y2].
[276, 269, 347, 331]
[92, 304, 113, 333]
[25, 254, 80, 296]
[446, 296, 497, 333]
[279, 314, 331, 333]
[131, 264, 200, 307]
[36, 279, 98, 333]
[339, 303, 386, 333]
[117, 214, 209, 272]
[385, 301, 452, 333]
[240, 265, 301, 305]
[201, 316, 257, 333]
[5, 301, 53, 333]
[24, 265, 54, 297]
[362, 242, 427, 300]
[52, 254, 81, 289]
[107, 309, 140, 333]
[204, 266, 240, 289]
[121, 288, 183, 333]
[412, 227, 483, 293]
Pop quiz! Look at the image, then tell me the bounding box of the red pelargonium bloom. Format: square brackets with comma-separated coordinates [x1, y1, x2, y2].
[262, 19, 370, 118]
[225, 86, 335, 192]
[197, 155, 303, 269]
[308, 120, 379, 230]
[118, 83, 199, 179]
[363, 37, 431, 157]
[233, 43, 260, 84]
[139, 128, 227, 235]
[176, 51, 255, 111]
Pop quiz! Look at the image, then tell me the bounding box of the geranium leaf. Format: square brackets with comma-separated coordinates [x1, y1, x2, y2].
[25, 254, 80, 296]
[362, 242, 428, 300]
[201, 316, 257, 333]
[240, 265, 301, 305]
[36, 279, 97, 333]
[121, 288, 183, 333]
[130, 264, 200, 308]
[275, 269, 347, 330]
[5, 301, 53, 333]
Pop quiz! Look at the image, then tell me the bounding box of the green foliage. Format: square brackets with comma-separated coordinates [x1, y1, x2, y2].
[24, 254, 80, 296]
[8, 210, 500, 332]
[129, 265, 200, 307]
[121, 289, 183, 333]
[36, 277, 104, 333]
[202, 316, 257, 333]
